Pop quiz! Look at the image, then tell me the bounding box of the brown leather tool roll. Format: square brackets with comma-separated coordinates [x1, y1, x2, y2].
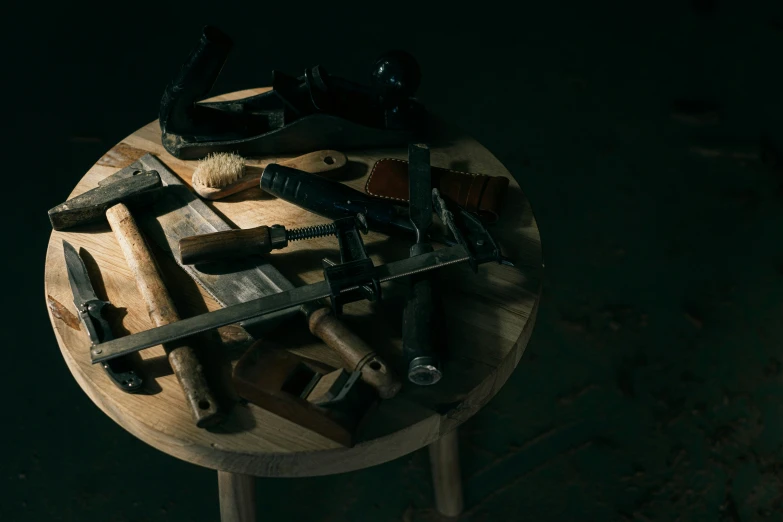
[365, 158, 510, 223]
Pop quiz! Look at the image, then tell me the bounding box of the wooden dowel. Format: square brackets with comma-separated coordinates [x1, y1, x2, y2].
[218, 471, 256, 522]
[429, 428, 464, 517]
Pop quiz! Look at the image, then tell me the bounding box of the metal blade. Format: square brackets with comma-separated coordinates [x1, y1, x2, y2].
[63, 240, 101, 308]
[92, 281, 332, 363]
[90, 245, 470, 363]
[408, 143, 432, 241]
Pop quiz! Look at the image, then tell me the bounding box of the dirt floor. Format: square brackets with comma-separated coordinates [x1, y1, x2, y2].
[3, 1, 783, 520]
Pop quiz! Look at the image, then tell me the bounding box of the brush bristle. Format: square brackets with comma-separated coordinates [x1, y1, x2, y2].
[192, 152, 246, 188]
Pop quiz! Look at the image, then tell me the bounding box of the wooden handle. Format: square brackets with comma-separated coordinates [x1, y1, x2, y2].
[305, 305, 401, 399]
[106, 203, 221, 428]
[179, 225, 273, 265]
[195, 150, 348, 200]
[278, 150, 347, 173]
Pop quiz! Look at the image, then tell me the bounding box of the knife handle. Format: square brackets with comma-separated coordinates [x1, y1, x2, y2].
[179, 226, 275, 265]
[402, 242, 442, 386]
[304, 305, 402, 399]
[94, 307, 144, 393]
[106, 203, 222, 428]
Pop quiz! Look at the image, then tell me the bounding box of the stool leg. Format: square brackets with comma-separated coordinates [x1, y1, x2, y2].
[428, 428, 464, 517]
[218, 471, 256, 522]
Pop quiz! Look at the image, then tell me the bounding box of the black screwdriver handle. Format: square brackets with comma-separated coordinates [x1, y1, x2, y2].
[402, 242, 442, 386]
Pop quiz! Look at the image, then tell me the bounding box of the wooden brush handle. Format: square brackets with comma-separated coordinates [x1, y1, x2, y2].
[195, 150, 348, 200]
[278, 150, 347, 172]
[305, 305, 402, 399]
[179, 225, 274, 265]
[106, 203, 222, 428]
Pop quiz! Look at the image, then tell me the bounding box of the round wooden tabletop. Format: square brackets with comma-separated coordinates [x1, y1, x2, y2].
[44, 88, 543, 478]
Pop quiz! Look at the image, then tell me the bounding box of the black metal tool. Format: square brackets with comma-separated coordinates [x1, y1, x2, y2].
[402, 144, 442, 385]
[178, 215, 368, 266]
[260, 163, 415, 237]
[88, 203, 504, 364]
[323, 216, 381, 316]
[63, 241, 143, 392]
[159, 26, 426, 160]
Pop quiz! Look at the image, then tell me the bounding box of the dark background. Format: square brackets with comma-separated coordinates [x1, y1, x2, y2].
[3, 1, 783, 520]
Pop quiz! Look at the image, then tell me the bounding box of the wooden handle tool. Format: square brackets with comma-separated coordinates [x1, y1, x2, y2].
[179, 225, 277, 265]
[304, 304, 402, 399]
[106, 203, 222, 427]
[193, 150, 348, 200]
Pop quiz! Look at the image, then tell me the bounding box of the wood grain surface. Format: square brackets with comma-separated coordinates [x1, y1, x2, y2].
[43, 88, 543, 478]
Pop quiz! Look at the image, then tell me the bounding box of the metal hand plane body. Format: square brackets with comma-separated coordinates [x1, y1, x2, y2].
[88, 192, 505, 364]
[160, 26, 427, 159]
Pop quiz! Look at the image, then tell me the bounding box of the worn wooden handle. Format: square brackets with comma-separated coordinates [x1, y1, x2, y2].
[278, 150, 347, 173]
[106, 203, 222, 428]
[306, 305, 402, 399]
[179, 225, 273, 265]
[194, 150, 348, 200]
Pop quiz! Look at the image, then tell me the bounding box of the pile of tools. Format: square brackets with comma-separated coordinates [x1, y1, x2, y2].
[48, 26, 512, 446]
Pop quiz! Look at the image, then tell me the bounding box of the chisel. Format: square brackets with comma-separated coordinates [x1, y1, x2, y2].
[402, 143, 442, 385]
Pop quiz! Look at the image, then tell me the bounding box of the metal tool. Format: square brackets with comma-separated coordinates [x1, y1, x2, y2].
[160, 26, 426, 160]
[178, 215, 368, 265]
[260, 163, 417, 237]
[403, 144, 442, 385]
[63, 240, 143, 393]
[94, 154, 401, 399]
[88, 190, 504, 364]
[48, 173, 221, 427]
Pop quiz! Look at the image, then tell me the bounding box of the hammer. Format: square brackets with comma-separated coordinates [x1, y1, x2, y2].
[49, 171, 222, 428]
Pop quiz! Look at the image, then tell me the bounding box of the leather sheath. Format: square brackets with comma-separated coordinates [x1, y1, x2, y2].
[365, 158, 509, 223]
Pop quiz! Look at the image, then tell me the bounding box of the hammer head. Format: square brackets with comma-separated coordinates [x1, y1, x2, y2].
[48, 170, 162, 230]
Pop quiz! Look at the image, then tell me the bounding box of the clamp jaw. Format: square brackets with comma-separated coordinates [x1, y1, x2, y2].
[321, 192, 503, 316]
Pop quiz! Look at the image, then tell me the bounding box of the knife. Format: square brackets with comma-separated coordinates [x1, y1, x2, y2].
[63, 240, 143, 393]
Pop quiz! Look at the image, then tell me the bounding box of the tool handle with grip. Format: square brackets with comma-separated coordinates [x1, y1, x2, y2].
[106, 203, 222, 428]
[402, 242, 442, 385]
[304, 305, 402, 399]
[179, 225, 275, 265]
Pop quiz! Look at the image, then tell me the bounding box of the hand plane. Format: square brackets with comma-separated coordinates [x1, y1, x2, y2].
[160, 26, 427, 160]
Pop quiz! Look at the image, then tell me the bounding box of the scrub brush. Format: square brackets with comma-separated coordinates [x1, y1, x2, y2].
[191, 150, 347, 200]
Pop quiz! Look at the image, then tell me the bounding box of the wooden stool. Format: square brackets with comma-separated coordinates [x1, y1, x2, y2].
[44, 88, 542, 520]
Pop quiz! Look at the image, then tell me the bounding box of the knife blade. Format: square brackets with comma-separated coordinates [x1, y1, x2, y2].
[63, 240, 143, 392]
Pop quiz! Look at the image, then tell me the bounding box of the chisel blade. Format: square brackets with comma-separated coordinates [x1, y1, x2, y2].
[408, 143, 432, 242]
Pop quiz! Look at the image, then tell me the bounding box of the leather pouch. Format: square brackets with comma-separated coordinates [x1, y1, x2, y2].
[365, 158, 509, 223]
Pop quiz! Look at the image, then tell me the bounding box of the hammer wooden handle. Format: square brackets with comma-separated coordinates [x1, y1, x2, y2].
[179, 225, 274, 265]
[106, 203, 221, 428]
[305, 305, 401, 399]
